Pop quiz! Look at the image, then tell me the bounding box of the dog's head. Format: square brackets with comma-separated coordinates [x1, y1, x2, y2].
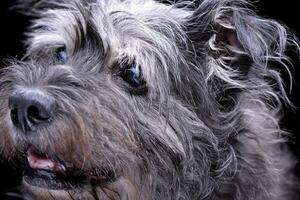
[0, 0, 297, 199]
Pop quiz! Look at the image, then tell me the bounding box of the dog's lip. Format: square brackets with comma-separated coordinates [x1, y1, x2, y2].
[24, 145, 118, 190]
[27, 146, 66, 173]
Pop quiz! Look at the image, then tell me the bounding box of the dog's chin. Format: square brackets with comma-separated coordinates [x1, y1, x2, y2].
[23, 168, 88, 190]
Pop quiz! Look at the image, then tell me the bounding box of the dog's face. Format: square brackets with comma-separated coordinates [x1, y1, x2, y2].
[0, 0, 295, 200]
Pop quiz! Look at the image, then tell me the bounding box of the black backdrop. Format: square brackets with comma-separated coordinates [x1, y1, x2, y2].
[0, 0, 299, 199]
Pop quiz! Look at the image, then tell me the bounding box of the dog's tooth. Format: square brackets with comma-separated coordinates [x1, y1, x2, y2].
[52, 162, 66, 172]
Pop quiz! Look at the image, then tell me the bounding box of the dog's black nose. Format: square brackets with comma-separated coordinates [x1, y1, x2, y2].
[8, 90, 55, 132]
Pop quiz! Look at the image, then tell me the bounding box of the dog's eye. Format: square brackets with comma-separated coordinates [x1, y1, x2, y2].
[120, 63, 147, 94]
[121, 65, 145, 87]
[56, 47, 67, 63]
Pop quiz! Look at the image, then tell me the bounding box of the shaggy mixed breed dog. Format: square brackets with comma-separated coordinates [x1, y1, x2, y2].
[0, 0, 299, 199]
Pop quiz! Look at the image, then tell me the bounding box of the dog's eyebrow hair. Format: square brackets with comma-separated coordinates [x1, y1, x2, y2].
[73, 15, 103, 50]
[70, 6, 105, 53]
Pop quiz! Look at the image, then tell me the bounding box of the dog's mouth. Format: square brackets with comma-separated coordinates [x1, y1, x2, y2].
[23, 145, 116, 190]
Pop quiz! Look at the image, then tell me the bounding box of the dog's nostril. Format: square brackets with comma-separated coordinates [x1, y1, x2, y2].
[27, 105, 51, 123]
[10, 108, 19, 125]
[9, 90, 55, 132]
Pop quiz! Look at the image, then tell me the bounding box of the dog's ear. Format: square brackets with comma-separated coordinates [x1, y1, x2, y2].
[185, 0, 298, 88]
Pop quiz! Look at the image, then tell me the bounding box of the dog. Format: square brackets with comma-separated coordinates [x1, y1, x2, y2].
[0, 0, 299, 199]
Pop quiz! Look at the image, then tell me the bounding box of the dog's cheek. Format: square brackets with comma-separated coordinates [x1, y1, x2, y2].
[0, 91, 14, 156]
[0, 118, 16, 158]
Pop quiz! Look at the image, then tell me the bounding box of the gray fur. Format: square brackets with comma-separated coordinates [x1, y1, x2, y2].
[0, 0, 299, 199]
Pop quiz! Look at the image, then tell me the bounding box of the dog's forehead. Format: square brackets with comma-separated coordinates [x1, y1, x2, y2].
[28, 0, 191, 60]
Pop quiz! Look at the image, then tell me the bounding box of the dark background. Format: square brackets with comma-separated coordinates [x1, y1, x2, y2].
[0, 0, 299, 199]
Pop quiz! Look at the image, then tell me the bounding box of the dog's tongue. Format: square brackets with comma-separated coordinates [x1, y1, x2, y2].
[27, 146, 66, 173]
